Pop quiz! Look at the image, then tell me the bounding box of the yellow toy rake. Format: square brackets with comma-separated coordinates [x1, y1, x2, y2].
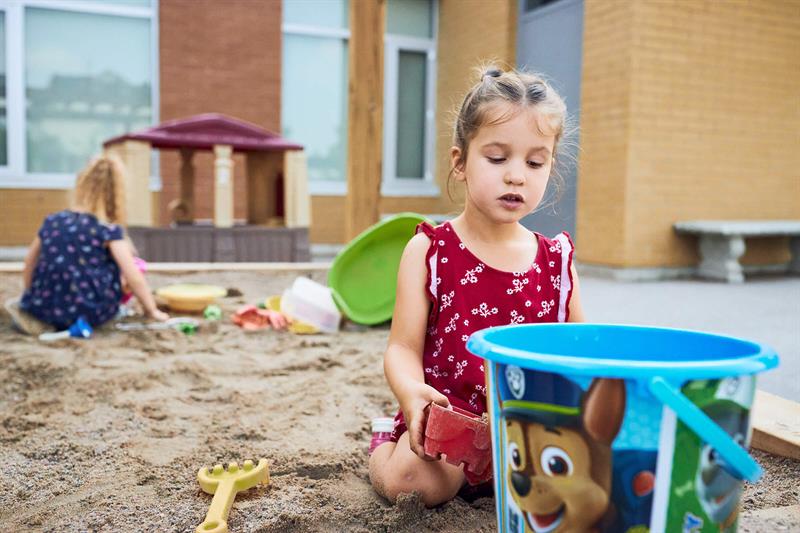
[195, 458, 269, 533]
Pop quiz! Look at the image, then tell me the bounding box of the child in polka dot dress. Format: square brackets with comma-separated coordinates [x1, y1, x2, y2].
[369, 67, 585, 507]
[6, 156, 168, 334]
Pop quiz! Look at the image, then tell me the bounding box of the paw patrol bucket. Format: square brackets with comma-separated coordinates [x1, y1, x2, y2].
[467, 323, 778, 533]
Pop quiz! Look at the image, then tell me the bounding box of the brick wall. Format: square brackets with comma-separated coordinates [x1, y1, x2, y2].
[578, 0, 800, 268]
[0, 190, 71, 245]
[435, 0, 517, 208]
[575, 1, 635, 267]
[158, 0, 282, 225]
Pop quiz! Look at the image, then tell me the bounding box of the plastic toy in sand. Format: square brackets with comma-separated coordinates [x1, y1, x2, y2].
[265, 295, 317, 334]
[231, 305, 281, 331]
[204, 304, 223, 321]
[155, 284, 227, 313]
[38, 316, 93, 342]
[196, 458, 269, 533]
[280, 277, 340, 333]
[328, 212, 429, 325]
[423, 403, 492, 485]
[116, 317, 200, 334]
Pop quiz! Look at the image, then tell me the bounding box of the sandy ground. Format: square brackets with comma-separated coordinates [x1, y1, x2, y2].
[0, 270, 797, 532]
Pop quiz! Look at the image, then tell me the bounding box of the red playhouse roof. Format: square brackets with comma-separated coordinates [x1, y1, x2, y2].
[103, 113, 303, 152]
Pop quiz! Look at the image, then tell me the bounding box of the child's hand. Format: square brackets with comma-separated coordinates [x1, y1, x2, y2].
[150, 309, 170, 322]
[400, 382, 450, 460]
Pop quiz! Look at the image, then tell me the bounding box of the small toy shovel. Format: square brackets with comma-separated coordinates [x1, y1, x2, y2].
[196, 459, 269, 533]
[39, 316, 92, 342]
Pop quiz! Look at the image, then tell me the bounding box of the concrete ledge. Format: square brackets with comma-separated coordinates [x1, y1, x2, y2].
[0, 247, 27, 262]
[577, 262, 696, 282]
[577, 262, 790, 282]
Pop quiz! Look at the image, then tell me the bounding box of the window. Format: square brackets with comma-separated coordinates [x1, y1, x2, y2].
[0, 0, 157, 189]
[382, 0, 438, 196]
[282, 0, 438, 197]
[282, 0, 349, 196]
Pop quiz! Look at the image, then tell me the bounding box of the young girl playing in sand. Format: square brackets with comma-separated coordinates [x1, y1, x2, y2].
[6, 156, 168, 334]
[369, 66, 584, 506]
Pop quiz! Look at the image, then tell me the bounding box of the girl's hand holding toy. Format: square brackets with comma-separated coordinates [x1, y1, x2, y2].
[399, 381, 450, 460]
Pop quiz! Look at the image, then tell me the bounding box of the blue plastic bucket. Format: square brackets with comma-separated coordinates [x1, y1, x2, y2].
[467, 323, 778, 533]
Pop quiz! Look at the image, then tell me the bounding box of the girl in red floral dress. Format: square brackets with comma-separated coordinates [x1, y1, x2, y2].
[368, 66, 585, 507]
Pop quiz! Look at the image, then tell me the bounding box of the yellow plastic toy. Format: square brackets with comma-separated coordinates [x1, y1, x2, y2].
[156, 284, 227, 313]
[265, 295, 318, 334]
[196, 458, 269, 533]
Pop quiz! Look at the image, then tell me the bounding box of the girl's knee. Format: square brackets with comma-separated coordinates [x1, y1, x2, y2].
[370, 458, 416, 502]
[374, 461, 461, 507]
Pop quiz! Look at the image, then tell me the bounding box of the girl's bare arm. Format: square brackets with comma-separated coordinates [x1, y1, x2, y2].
[109, 240, 168, 321]
[384, 232, 449, 458]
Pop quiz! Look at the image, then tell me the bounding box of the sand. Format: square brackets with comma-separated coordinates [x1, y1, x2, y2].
[0, 270, 797, 532]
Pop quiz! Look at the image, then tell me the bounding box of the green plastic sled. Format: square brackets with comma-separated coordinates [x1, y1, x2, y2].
[328, 212, 431, 325]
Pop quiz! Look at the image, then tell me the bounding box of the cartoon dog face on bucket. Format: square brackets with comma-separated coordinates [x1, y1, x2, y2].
[499, 366, 626, 533]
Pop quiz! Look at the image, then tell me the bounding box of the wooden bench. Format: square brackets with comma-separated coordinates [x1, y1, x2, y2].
[674, 220, 800, 282]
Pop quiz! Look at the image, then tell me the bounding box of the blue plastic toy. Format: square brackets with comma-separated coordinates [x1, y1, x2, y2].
[39, 316, 93, 342]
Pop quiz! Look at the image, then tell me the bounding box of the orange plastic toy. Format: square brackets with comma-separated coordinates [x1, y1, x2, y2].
[231, 305, 276, 330]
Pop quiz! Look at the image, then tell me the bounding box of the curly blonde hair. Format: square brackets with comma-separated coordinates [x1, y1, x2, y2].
[74, 155, 127, 225]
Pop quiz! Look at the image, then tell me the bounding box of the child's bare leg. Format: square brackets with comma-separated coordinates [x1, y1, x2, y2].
[369, 431, 464, 507]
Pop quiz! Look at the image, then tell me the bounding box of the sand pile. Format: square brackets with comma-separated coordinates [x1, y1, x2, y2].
[0, 271, 796, 532]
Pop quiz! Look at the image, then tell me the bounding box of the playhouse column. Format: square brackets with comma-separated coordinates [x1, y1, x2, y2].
[284, 150, 310, 228]
[178, 148, 195, 222]
[213, 144, 234, 227]
[103, 139, 153, 226]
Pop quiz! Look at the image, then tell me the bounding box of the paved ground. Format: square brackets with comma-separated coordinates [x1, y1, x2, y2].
[579, 273, 800, 401]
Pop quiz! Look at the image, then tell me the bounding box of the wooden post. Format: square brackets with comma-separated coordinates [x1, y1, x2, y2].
[176, 148, 195, 223]
[284, 150, 310, 228]
[213, 144, 234, 228]
[345, 0, 385, 240]
[104, 139, 153, 226]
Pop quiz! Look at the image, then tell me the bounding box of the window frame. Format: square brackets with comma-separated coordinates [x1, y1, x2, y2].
[0, 0, 160, 190]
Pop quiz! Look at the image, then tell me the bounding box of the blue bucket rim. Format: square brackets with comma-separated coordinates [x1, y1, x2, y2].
[467, 323, 779, 381]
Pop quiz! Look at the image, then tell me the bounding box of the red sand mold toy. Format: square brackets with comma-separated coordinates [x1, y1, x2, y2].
[423, 403, 492, 485]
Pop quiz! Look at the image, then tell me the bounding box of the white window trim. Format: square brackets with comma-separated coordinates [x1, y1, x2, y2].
[0, 0, 160, 190]
[381, 2, 439, 198]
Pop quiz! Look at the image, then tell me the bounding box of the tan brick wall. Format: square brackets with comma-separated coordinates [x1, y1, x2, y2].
[434, 0, 517, 210]
[578, 0, 800, 268]
[158, 0, 282, 225]
[0, 190, 71, 245]
[0, 190, 160, 246]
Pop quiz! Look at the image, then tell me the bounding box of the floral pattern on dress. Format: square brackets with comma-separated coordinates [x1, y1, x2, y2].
[20, 210, 124, 329]
[391, 221, 575, 443]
